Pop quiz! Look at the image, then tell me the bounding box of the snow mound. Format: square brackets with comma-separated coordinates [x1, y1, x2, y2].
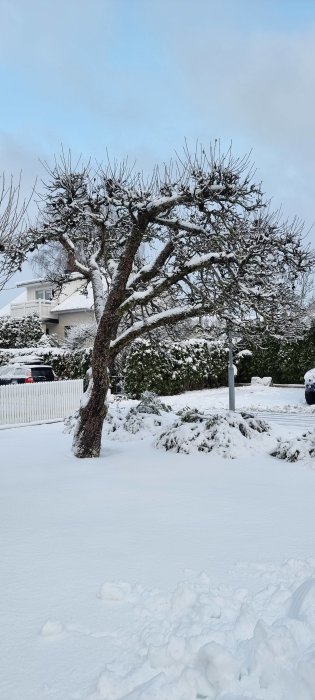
[251, 376, 273, 386]
[94, 561, 315, 700]
[156, 409, 271, 458]
[271, 430, 315, 462]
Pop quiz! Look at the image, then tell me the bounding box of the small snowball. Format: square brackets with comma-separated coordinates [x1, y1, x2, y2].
[40, 620, 64, 637]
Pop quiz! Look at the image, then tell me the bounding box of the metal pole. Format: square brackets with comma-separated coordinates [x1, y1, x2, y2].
[228, 329, 235, 411]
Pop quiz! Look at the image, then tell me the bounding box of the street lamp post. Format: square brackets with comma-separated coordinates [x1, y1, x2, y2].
[228, 327, 235, 411]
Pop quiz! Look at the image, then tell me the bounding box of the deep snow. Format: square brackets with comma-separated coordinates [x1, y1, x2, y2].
[1, 385, 315, 699]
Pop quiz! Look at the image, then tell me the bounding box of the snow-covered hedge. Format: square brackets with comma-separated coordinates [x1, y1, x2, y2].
[124, 339, 228, 397]
[156, 409, 270, 458]
[0, 314, 43, 349]
[237, 321, 315, 384]
[0, 346, 92, 379]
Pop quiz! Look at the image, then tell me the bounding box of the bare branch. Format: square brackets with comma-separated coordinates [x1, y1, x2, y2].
[0, 173, 34, 290]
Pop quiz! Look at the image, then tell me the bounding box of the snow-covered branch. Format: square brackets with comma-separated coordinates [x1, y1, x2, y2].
[127, 240, 174, 290]
[155, 217, 208, 236]
[89, 251, 105, 323]
[110, 303, 214, 354]
[120, 251, 236, 314]
[60, 234, 90, 277]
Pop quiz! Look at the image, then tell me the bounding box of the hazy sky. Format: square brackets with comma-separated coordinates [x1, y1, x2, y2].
[1, 0, 315, 304]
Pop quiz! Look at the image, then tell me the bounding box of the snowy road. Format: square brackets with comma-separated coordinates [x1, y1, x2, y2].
[256, 411, 315, 433]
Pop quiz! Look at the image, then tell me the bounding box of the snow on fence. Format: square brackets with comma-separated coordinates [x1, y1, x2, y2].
[0, 379, 83, 426]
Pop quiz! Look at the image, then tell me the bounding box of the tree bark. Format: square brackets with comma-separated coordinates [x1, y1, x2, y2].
[72, 370, 109, 458]
[72, 321, 112, 457]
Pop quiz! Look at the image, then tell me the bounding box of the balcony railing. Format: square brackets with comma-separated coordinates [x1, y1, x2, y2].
[10, 300, 58, 320]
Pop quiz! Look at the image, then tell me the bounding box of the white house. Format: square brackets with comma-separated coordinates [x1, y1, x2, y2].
[0, 274, 95, 339]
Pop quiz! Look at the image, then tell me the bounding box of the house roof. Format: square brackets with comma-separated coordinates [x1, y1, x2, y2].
[51, 287, 94, 314]
[16, 273, 84, 288]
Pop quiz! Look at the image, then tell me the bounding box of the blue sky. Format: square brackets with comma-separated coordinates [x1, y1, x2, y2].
[1, 0, 315, 304]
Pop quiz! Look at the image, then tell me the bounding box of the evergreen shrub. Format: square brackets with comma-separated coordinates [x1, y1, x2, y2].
[0, 315, 43, 349]
[123, 339, 228, 397]
[235, 322, 315, 384]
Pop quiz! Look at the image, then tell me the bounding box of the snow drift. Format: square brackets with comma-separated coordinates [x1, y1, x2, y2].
[93, 560, 315, 700]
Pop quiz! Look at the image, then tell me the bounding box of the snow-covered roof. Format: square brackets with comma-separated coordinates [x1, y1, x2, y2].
[16, 273, 84, 288]
[0, 291, 27, 317]
[52, 288, 94, 314]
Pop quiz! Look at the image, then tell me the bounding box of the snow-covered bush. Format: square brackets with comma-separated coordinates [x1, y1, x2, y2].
[156, 410, 270, 458]
[37, 333, 62, 348]
[65, 322, 97, 350]
[271, 431, 315, 462]
[65, 392, 174, 440]
[0, 314, 43, 349]
[134, 391, 172, 415]
[124, 338, 227, 397]
[104, 392, 174, 441]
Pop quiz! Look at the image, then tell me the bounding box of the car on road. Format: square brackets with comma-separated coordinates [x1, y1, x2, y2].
[0, 356, 56, 385]
[304, 369, 315, 405]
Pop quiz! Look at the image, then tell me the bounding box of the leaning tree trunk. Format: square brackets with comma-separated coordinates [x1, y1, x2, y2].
[72, 345, 111, 458]
[72, 372, 109, 458]
[72, 232, 140, 457]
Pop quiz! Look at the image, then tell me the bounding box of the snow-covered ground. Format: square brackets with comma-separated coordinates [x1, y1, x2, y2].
[2, 385, 315, 700]
[162, 384, 312, 414]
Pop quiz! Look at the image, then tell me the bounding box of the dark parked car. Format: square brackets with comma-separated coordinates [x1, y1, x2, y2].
[0, 357, 56, 385]
[304, 369, 315, 405]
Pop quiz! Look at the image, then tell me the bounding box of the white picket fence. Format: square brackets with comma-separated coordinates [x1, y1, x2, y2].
[0, 379, 83, 426]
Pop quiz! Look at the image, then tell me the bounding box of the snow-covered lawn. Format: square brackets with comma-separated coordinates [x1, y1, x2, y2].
[2, 385, 315, 699]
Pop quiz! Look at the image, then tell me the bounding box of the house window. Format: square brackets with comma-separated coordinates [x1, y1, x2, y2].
[35, 289, 52, 301]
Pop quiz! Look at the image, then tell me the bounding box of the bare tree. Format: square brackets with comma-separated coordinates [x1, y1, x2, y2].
[0, 174, 32, 290]
[23, 145, 311, 458]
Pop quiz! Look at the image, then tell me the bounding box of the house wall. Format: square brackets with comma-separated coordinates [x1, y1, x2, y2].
[54, 310, 95, 338]
[53, 278, 87, 306]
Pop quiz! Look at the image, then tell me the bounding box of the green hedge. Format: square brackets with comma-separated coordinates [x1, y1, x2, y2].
[235, 322, 315, 384]
[123, 339, 228, 397]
